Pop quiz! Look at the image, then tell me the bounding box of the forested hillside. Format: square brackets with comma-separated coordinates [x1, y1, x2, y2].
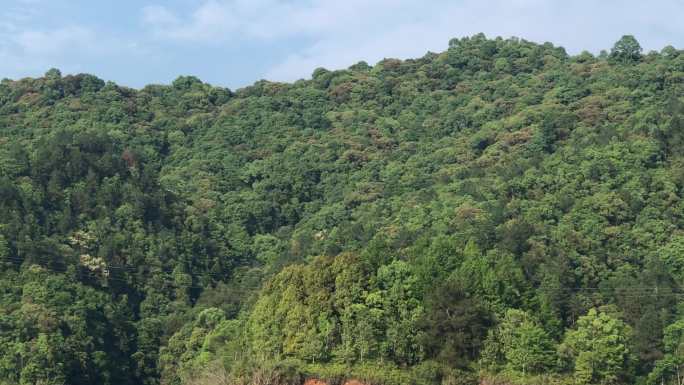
[1, 34, 683, 385]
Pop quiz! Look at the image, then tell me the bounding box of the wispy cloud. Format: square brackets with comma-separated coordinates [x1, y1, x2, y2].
[141, 0, 422, 42]
[0, 2, 145, 81]
[143, 1, 249, 42]
[139, 0, 684, 83]
[141, 5, 179, 27]
[13, 25, 94, 55]
[1, 0, 683, 88]
[269, 0, 684, 81]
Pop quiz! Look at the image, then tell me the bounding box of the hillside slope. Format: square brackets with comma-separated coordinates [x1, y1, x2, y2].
[1, 34, 683, 385]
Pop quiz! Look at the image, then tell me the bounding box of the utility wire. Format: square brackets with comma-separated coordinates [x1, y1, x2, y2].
[3, 256, 683, 297]
[0, 255, 264, 291]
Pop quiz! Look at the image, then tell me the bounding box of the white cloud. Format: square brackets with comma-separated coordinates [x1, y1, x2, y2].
[140, 0, 684, 82]
[0, 2, 94, 75]
[1, 0, 682, 88]
[142, 1, 239, 42]
[0, 3, 147, 82]
[13, 25, 93, 55]
[142, 5, 179, 27]
[261, 0, 684, 82]
[264, 0, 549, 81]
[141, 0, 422, 42]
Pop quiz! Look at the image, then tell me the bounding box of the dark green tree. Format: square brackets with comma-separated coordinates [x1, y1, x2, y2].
[610, 35, 643, 63]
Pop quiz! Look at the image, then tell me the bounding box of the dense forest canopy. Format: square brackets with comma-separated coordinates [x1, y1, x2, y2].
[0, 34, 683, 385]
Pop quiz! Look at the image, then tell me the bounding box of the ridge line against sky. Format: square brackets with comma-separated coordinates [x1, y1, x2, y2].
[1, 0, 683, 89]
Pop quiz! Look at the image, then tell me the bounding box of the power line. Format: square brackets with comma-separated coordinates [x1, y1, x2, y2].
[3, 256, 684, 298]
[0, 253, 253, 278]
[0, 256, 264, 291]
[0, 256, 684, 298]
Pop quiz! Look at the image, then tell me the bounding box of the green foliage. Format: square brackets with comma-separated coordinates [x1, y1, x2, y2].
[420, 278, 493, 369]
[246, 255, 422, 366]
[482, 309, 556, 375]
[559, 308, 633, 385]
[610, 35, 643, 64]
[0, 34, 683, 385]
[647, 320, 684, 385]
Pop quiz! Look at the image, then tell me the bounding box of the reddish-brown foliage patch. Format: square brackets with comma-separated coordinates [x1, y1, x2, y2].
[304, 379, 328, 385]
[343, 380, 366, 385]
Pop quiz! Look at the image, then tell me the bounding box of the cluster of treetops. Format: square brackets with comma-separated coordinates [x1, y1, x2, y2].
[0, 34, 683, 385]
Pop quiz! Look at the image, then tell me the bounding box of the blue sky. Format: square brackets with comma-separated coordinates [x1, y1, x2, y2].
[1, 0, 683, 89]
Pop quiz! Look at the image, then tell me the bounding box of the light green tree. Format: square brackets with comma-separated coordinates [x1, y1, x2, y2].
[647, 320, 684, 385]
[559, 308, 633, 385]
[500, 309, 555, 375]
[480, 309, 555, 375]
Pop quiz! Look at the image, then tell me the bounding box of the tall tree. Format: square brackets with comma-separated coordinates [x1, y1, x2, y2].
[560, 308, 633, 385]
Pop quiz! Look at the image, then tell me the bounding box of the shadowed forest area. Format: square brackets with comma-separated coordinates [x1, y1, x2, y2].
[1, 34, 684, 385]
